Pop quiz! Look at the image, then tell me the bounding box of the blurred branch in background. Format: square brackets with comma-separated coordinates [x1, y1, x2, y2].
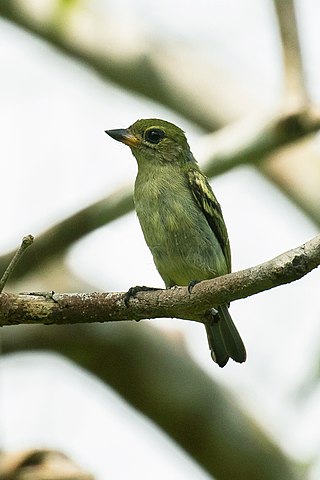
[261, 0, 320, 223]
[262, 137, 320, 232]
[0, 0, 318, 215]
[0, 449, 94, 480]
[273, 0, 309, 106]
[0, 0, 247, 131]
[1, 323, 303, 480]
[1, 233, 319, 326]
[0, 186, 133, 281]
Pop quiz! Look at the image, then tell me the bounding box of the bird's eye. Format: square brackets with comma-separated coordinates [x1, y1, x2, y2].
[144, 128, 165, 144]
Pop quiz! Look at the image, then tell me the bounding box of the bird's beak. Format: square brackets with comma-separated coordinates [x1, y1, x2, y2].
[105, 128, 140, 148]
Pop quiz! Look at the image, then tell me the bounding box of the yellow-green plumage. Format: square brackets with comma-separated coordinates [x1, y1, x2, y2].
[106, 118, 246, 367]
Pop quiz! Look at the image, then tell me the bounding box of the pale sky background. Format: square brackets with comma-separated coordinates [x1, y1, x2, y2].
[1, 1, 320, 479]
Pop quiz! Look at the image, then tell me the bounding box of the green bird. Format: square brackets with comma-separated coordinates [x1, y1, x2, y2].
[106, 118, 246, 367]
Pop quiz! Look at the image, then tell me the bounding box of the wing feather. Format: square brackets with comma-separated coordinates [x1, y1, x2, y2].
[187, 169, 231, 272]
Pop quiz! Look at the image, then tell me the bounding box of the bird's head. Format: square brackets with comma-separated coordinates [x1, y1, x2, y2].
[105, 118, 194, 167]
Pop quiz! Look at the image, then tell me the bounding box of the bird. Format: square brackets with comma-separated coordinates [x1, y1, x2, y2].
[105, 118, 246, 367]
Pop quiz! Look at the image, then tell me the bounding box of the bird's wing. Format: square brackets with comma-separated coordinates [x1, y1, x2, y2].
[187, 168, 231, 272]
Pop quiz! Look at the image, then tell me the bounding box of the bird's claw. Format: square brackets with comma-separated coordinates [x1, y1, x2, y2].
[123, 285, 160, 306]
[187, 280, 200, 294]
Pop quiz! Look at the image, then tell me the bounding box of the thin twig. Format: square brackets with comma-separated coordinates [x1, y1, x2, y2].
[0, 235, 34, 293]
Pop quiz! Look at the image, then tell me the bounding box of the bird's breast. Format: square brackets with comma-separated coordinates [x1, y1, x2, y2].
[134, 170, 194, 240]
[133, 169, 228, 286]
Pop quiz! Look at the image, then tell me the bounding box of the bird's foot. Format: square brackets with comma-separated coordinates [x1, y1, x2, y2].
[123, 285, 161, 306]
[187, 279, 200, 294]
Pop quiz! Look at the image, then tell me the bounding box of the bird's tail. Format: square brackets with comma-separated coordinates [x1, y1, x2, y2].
[205, 305, 246, 367]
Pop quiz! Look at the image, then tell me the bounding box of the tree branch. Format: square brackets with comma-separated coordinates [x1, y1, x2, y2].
[273, 0, 309, 106]
[0, 234, 34, 293]
[1, 322, 301, 480]
[0, 186, 134, 280]
[1, 234, 319, 327]
[200, 105, 320, 177]
[0, 0, 247, 130]
[0, 449, 94, 480]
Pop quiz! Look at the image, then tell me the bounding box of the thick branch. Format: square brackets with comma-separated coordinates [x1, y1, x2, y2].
[0, 234, 319, 326]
